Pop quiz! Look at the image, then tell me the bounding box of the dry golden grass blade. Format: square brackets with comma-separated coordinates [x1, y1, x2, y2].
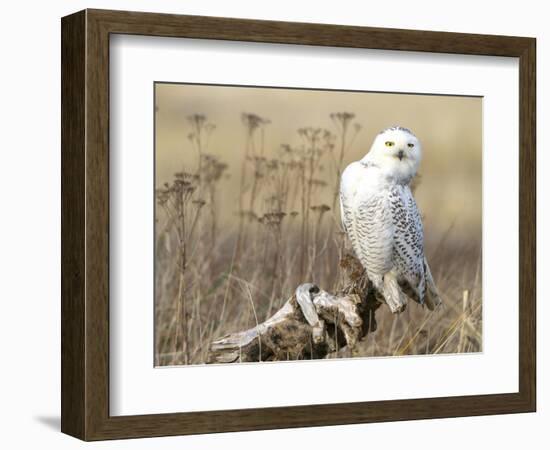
[433, 303, 482, 354]
[395, 310, 438, 356]
[458, 290, 469, 353]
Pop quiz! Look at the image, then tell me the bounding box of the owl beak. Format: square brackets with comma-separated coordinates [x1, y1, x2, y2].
[397, 150, 405, 161]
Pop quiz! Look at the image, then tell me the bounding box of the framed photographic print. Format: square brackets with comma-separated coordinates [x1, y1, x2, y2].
[61, 9, 536, 440]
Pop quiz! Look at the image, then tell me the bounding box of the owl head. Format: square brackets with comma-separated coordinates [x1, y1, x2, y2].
[361, 126, 422, 184]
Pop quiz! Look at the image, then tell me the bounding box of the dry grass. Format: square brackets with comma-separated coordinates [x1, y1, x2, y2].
[154, 112, 482, 366]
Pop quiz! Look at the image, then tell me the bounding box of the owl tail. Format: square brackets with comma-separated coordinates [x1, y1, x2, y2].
[423, 258, 442, 310]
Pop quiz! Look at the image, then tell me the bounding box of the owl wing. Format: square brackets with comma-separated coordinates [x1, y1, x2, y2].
[390, 185, 426, 303]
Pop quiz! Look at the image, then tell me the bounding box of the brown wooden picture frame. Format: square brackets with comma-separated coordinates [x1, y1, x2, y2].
[61, 9, 536, 441]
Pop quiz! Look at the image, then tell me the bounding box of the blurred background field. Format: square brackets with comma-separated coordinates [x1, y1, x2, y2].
[154, 83, 482, 366]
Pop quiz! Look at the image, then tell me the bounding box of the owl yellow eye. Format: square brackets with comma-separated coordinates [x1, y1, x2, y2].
[385, 141, 395, 147]
[407, 143, 414, 148]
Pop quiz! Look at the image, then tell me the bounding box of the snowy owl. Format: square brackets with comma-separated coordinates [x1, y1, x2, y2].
[339, 126, 441, 313]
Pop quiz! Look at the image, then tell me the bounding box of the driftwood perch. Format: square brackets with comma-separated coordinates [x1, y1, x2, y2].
[208, 254, 383, 363]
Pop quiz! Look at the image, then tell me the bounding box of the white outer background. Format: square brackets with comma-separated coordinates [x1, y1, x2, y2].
[110, 36, 518, 416]
[0, 0, 547, 449]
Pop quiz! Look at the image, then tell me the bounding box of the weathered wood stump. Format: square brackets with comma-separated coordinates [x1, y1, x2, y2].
[207, 254, 383, 363]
